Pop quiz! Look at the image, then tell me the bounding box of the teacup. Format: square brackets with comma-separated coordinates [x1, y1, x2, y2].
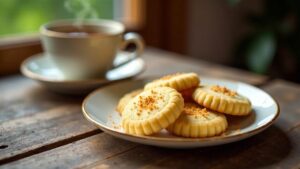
[40, 19, 144, 79]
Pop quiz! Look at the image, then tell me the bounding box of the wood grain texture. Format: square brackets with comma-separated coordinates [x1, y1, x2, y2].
[3, 80, 300, 169]
[0, 75, 75, 122]
[142, 48, 267, 85]
[0, 75, 99, 163]
[3, 124, 299, 169]
[86, 126, 299, 169]
[1, 134, 137, 169]
[263, 79, 300, 132]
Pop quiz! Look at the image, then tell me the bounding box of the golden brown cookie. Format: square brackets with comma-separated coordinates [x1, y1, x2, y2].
[144, 73, 200, 92]
[122, 87, 184, 136]
[192, 85, 252, 116]
[167, 102, 228, 138]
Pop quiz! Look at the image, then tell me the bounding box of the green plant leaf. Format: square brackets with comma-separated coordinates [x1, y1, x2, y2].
[246, 31, 276, 74]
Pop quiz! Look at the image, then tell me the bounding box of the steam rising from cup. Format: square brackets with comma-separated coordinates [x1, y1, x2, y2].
[64, 0, 98, 26]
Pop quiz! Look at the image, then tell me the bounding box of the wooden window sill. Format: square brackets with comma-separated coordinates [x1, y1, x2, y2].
[0, 35, 42, 75]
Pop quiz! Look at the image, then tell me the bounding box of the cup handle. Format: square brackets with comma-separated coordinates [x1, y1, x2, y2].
[113, 32, 144, 68]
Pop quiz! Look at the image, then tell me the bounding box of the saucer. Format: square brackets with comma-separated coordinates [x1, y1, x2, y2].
[21, 52, 145, 94]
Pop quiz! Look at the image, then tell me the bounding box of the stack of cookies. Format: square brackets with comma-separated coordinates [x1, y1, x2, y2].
[116, 73, 252, 138]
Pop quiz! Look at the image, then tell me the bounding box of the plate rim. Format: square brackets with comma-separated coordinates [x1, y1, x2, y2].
[82, 77, 280, 143]
[20, 53, 146, 84]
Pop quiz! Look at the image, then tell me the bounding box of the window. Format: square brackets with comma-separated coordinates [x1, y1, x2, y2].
[0, 0, 114, 37]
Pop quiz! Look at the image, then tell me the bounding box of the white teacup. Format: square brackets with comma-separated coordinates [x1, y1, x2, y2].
[40, 19, 144, 79]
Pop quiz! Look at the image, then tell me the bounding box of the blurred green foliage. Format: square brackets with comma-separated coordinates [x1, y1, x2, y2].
[246, 31, 276, 74]
[0, 0, 113, 37]
[232, 0, 300, 77]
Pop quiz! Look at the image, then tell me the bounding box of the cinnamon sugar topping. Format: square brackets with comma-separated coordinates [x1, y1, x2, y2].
[183, 103, 209, 116]
[135, 90, 163, 115]
[210, 85, 237, 96]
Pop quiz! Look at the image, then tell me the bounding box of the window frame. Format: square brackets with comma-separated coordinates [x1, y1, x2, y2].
[0, 35, 41, 75]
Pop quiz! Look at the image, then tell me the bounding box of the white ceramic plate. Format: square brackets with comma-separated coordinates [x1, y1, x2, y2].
[21, 52, 145, 94]
[82, 77, 280, 148]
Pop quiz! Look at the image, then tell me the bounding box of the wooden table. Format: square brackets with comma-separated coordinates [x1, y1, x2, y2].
[1, 48, 299, 169]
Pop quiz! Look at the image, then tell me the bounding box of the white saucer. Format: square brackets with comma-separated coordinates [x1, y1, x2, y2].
[21, 52, 145, 94]
[82, 77, 280, 148]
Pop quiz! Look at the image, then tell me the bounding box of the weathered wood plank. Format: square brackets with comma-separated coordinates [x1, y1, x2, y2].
[3, 80, 300, 169]
[263, 79, 300, 132]
[0, 75, 79, 122]
[0, 75, 99, 163]
[3, 124, 299, 169]
[1, 134, 137, 169]
[142, 48, 267, 85]
[86, 126, 299, 169]
[0, 104, 99, 163]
